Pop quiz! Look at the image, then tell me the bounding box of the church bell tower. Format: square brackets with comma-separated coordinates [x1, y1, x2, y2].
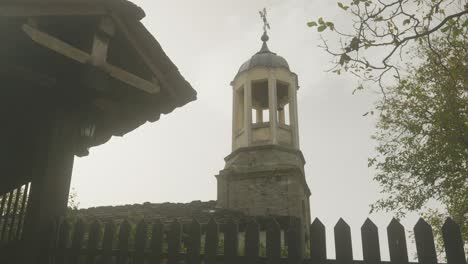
[216, 11, 311, 232]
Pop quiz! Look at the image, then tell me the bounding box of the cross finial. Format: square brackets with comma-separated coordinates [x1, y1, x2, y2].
[259, 8, 270, 33]
[259, 8, 270, 42]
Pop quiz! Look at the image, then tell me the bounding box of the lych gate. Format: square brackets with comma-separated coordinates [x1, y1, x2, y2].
[0, 0, 196, 263]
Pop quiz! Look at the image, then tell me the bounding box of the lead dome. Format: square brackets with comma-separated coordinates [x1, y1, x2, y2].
[237, 33, 290, 75]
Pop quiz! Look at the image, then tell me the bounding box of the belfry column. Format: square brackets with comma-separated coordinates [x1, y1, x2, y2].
[231, 88, 237, 150]
[268, 72, 278, 144]
[244, 80, 252, 145]
[290, 79, 300, 149]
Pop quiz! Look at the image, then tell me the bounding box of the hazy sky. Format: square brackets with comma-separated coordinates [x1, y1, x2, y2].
[71, 0, 423, 260]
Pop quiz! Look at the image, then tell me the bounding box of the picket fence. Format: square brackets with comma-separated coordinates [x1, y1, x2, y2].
[40, 216, 467, 264]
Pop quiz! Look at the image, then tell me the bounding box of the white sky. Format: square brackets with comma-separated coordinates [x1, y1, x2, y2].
[71, 0, 423, 260]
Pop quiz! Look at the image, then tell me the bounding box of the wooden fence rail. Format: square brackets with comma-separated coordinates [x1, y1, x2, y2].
[38, 216, 466, 264]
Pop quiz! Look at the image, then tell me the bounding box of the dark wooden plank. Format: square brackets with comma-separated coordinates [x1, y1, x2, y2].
[70, 219, 85, 264]
[335, 218, 353, 264]
[38, 218, 59, 264]
[56, 220, 70, 264]
[266, 217, 281, 264]
[205, 217, 219, 264]
[187, 218, 201, 264]
[387, 218, 409, 264]
[0, 194, 7, 234]
[310, 218, 327, 264]
[134, 220, 148, 264]
[0, 190, 14, 241]
[85, 220, 101, 264]
[414, 218, 437, 264]
[149, 220, 163, 264]
[168, 219, 181, 264]
[245, 219, 260, 264]
[361, 218, 381, 264]
[7, 187, 21, 241]
[287, 224, 301, 264]
[442, 218, 467, 264]
[116, 220, 131, 264]
[224, 218, 238, 264]
[0, 4, 107, 17]
[101, 221, 116, 264]
[15, 182, 29, 240]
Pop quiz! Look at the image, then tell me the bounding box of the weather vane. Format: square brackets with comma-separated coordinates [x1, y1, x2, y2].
[259, 8, 270, 35]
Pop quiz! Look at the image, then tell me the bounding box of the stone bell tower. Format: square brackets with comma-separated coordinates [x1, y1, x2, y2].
[216, 12, 311, 232]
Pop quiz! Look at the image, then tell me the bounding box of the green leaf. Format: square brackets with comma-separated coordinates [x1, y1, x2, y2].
[307, 21, 318, 27]
[339, 53, 351, 65]
[338, 2, 349, 10]
[349, 37, 359, 51]
[318, 17, 324, 24]
[374, 16, 384, 22]
[441, 25, 450, 33]
[326, 22, 335, 31]
[317, 25, 327, 32]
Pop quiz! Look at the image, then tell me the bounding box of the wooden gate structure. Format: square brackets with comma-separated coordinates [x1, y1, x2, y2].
[0, 0, 196, 263]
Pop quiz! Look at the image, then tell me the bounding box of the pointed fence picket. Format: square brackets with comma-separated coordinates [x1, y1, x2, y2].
[38, 216, 466, 264]
[414, 218, 437, 264]
[245, 219, 260, 264]
[310, 218, 327, 264]
[388, 218, 409, 264]
[187, 219, 201, 264]
[335, 218, 353, 264]
[361, 218, 381, 264]
[266, 218, 281, 264]
[223, 218, 238, 264]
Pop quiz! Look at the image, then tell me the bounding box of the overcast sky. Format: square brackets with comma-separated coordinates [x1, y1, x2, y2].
[71, 0, 423, 260]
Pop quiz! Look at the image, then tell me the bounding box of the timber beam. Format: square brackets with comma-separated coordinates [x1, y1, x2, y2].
[21, 21, 160, 94]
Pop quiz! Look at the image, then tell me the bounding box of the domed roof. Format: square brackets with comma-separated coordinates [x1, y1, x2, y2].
[237, 33, 290, 75]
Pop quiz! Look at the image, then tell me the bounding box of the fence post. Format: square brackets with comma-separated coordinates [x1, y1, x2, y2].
[287, 224, 301, 264]
[0, 191, 13, 241]
[149, 220, 163, 264]
[335, 218, 353, 264]
[442, 218, 467, 264]
[224, 218, 238, 264]
[266, 217, 281, 264]
[205, 217, 219, 264]
[361, 218, 381, 264]
[387, 218, 409, 264]
[245, 218, 259, 264]
[85, 220, 101, 264]
[37, 218, 58, 264]
[70, 219, 85, 264]
[101, 220, 116, 264]
[187, 218, 201, 264]
[116, 220, 131, 264]
[168, 219, 181, 264]
[7, 187, 21, 242]
[15, 183, 30, 241]
[55, 219, 70, 264]
[134, 220, 148, 264]
[414, 218, 437, 264]
[310, 218, 326, 264]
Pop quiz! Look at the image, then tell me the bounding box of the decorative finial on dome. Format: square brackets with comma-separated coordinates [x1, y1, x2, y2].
[258, 8, 271, 53]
